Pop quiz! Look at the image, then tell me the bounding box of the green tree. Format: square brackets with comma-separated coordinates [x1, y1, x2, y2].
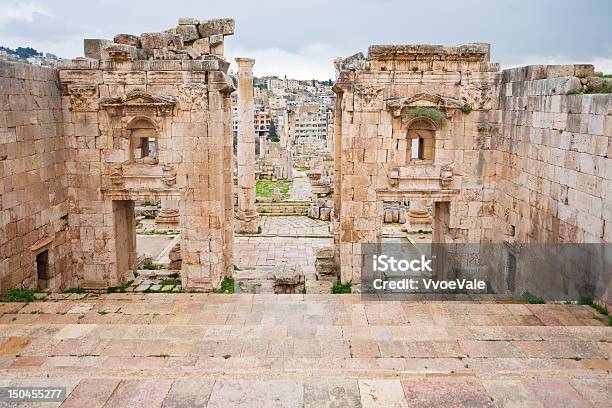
[267, 119, 279, 142]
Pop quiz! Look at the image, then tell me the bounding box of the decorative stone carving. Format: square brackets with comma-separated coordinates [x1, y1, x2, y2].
[178, 83, 208, 111]
[110, 164, 123, 185]
[162, 164, 177, 186]
[440, 163, 454, 188]
[100, 89, 176, 117]
[354, 85, 383, 110]
[386, 93, 464, 117]
[67, 85, 98, 111]
[387, 167, 400, 187]
[460, 82, 493, 110]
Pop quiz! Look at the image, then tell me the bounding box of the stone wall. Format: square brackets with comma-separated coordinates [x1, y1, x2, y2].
[0, 61, 71, 292]
[333, 44, 501, 284]
[489, 65, 611, 244]
[485, 65, 611, 299]
[58, 57, 235, 291]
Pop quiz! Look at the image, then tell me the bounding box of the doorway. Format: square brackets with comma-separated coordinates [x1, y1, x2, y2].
[113, 200, 136, 280]
[36, 250, 49, 290]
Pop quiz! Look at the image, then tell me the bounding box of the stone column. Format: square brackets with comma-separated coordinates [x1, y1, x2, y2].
[259, 134, 266, 158]
[406, 199, 432, 233]
[155, 198, 180, 230]
[235, 58, 259, 233]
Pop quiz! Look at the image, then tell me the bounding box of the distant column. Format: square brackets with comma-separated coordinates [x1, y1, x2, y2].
[235, 58, 259, 233]
[259, 134, 266, 158]
[406, 199, 432, 233]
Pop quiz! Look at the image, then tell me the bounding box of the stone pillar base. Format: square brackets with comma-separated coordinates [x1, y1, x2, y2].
[155, 209, 180, 230]
[405, 200, 432, 233]
[236, 210, 259, 234]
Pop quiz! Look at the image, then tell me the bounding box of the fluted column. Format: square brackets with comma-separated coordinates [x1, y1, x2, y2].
[235, 58, 259, 233]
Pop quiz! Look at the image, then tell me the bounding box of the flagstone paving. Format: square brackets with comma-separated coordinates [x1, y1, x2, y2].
[0, 294, 610, 407]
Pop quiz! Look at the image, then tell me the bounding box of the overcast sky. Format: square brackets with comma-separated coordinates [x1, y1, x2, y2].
[1, 0, 611, 79]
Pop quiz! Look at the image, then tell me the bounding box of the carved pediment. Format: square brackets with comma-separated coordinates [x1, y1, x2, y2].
[100, 90, 176, 116]
[386, 93, 464, 117]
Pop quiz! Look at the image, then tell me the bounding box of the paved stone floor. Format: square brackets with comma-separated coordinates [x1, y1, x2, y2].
[0, 295, 610, 407]
[255, 215, 331, 237]
[287, 169, 311, 201]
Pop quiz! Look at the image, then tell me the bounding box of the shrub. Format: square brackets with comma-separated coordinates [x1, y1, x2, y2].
[402, 107, 446, 126]
[213, 277, 235, 294]
[460, 103, 473, 114]
[332, 283, 352, 294]
[521, 291, 545, 304]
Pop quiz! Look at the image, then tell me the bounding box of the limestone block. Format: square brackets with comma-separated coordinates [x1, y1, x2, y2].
[198, 18, 235, 38]
[100, 44, 137, 60]
[315, 247, 334, 259]
[140, 32, 167, 49]
[189, 38, 210, 58]
[176, 25, 199, 42]
[178, 17, 199, 25]
[209, 34, 223, 46]
[113, 34, 140, 47]
[83, 39, 112, 59]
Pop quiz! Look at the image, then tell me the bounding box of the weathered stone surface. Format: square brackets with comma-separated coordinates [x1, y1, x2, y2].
[84, 39, 112, 59]
[178, 17, 199, 25]
[140, 32, 166, 49]
[198, 18, 235, 37]
[113, 33, 140, 47]
[190, 37, 210, 56]
[177, 24, 199, 42]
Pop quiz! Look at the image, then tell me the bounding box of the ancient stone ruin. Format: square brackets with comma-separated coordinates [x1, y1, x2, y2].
[0, 21, 610, 300]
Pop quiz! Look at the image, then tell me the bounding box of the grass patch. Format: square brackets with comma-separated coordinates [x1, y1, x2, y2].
[578, 297, 612, 325]
[0, 289, 37, 302]
[142, 200, 158, 206]
[63, 288, 85, 294]
[521, 291, 545, 304]
[160, 279, 180, 287]
[168, 272, 180, 279]
[141, 262, 164, 270]
[213, 277, 235, 294]
[256, 179, 292, 199]
[107, 280, 133, 294]
[332, 282, 352, 294]
[594, 72, 612, 78]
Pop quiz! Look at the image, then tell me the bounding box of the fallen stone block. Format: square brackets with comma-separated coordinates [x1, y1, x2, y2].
[320, 207, 331, 221]
[178, 17, 199, 25]
[101, 43, 137, 61]
[84, 39, 112, 59]
[209, 34, 223, 46]
[113, 33, 140, 47]
[140, 32, 166, 49]
[198, 18, 235, 37]
[177, 25, 199, 42]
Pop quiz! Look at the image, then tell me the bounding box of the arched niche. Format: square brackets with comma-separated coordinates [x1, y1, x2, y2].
[405, 117, 437, 163]
[127, 117, 159, 164]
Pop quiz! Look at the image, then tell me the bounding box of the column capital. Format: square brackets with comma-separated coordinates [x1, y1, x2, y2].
[235, 57, 256, 70]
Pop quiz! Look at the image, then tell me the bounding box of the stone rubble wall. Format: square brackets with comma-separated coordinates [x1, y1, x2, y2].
[85, 18, 235, 62]
[488, 65, 611, 244]
[0, 61, 72, 292]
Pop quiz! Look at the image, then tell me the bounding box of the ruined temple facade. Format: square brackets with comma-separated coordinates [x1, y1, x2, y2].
[0, 18, 237, 292]
[1, 28, 611, 297]
[333, 44, 611, 298]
